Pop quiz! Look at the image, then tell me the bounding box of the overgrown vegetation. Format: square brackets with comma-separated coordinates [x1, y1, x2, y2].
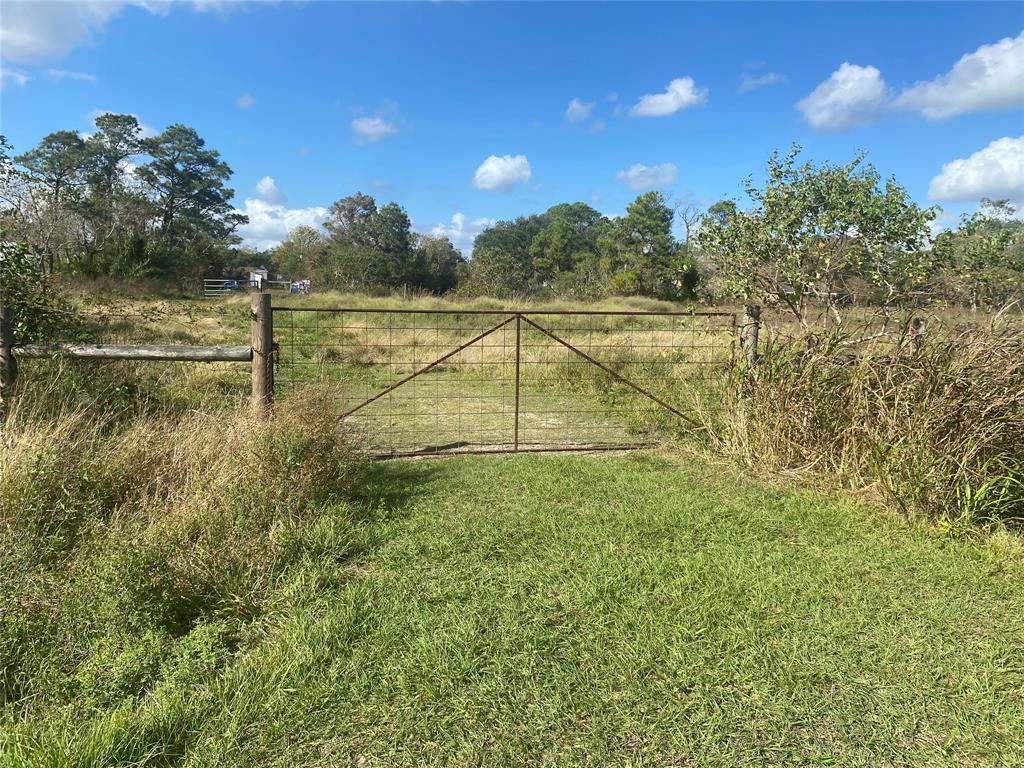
[0, 389, 365, 763]
[728, 317, 1024, 530]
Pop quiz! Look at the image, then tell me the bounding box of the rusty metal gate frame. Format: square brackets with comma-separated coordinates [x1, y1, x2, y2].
[272, 306, 737, 458]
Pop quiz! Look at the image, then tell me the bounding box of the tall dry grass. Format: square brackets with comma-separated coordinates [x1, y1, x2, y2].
[0, 389, 365, 751]
[729, 322, 1024, 529]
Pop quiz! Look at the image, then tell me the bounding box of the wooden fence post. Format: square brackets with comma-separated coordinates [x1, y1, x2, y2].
[742, 304, 761, 372]
[732, 304, 761, 450]
[251, 292, 274, 418]
[0, 302, 17, 409]
[908, 316, 926, 354]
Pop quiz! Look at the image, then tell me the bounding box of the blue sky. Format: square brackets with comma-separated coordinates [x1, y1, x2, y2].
[1, 1, 1022, 251]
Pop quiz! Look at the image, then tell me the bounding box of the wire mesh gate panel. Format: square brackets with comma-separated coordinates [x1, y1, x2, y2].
[274, 307, 737, 457]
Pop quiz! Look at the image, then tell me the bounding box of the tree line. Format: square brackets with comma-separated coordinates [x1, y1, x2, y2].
[2, 116, 1021, 319]
[274, 189, 698, 301]
[272, 193, 468, 295]
[270, 145, 1023, 319]
[1, 116, 245, 285]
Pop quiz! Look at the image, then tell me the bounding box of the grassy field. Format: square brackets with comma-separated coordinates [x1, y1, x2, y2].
[3, 290, 1022, 766]
[5, 449, 1022, 766]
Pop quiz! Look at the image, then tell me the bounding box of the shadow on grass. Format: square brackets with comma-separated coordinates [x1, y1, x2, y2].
[347, 458, 449, 524]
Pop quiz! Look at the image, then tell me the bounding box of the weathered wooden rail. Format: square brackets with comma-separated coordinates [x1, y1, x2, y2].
[0, 294, 275, 418]
[15, 344, 252, 362]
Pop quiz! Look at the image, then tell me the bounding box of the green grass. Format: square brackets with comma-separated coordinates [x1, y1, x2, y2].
[6, 290, 1022, 765]
[8, 451, 1021, 766]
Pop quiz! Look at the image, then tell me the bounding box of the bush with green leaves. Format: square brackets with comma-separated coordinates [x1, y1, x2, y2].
[0, 235, 78, 343]
[697, 146, 937, 327]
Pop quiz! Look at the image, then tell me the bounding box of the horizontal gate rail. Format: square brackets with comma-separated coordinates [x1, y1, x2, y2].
[273, 306, 736, 317]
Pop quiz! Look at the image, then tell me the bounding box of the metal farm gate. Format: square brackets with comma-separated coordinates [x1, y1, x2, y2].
[273, 307, 737, 457]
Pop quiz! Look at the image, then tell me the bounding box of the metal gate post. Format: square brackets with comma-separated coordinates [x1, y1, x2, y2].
[514, 313, 521, 451]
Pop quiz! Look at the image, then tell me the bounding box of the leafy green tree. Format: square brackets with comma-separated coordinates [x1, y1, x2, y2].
[697, 146, 936, 326]
[320, 194, 422, 290]
[933, 199, 1024, 310]
[705, 199, 737, 229]
[136, 124, 247, 282]
[83, 113, 145, 201]
[77, 115, 152, 277]
[599, 191, 685, 299]
[529, 203, 608, 286]
[415, 234, 466, 293]
[272, 225, 325, 279]
[469, 214, 547, 296]
[11, 131, 92, 272]
[368, 202, 415, 285]
[324, 192, 376, 245]
[14, 130, 89, 207]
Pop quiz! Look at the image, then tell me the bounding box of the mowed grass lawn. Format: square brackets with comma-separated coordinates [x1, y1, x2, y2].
[14, 453, 1024, 767]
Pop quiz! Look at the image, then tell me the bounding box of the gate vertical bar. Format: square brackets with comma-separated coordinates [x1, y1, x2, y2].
[514, 313, 521, 451]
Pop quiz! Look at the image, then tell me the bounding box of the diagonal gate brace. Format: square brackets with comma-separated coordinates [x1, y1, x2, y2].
[340, 315, 516, 420]
[519, 315, 703, 431]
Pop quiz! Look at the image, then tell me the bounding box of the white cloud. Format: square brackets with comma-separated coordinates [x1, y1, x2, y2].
[254, 175, 286, 205]
[589, 120, 605, 133]
[739, 71, 784, 93]
[0, 1, 128, 62]
[46, 68, 96, 82]
[428, 212, 495, 254]
[895, 31, 1024, 120]
[472, 154, 531, 191]
[0, 1, 250, 63]
[0, 67, 30, 88]
[351, 116, 398, 144]
[928, 136, 1024, 203]
[796, 63, 888, 131]
[565, 97, 594, 123]
[234, 93, 255, 108]
[234, 198, 329, 251]
[629, 77, 708, 117]
[616, 162, 678, 191]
